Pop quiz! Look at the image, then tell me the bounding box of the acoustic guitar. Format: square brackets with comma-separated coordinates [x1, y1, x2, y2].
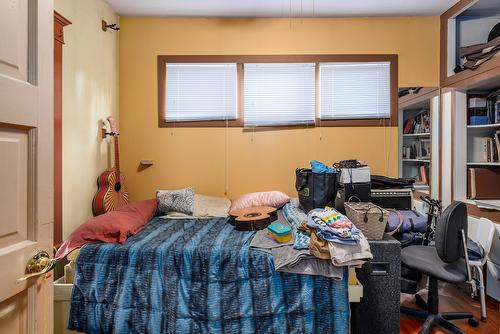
[92, 116, 129, 216]
[229, 206, 278, 231]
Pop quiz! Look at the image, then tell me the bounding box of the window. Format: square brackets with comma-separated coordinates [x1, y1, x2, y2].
[320, 62, 391, 120]
[164, 63, 237, 122]
[244, 63, 316, 126]
[157, 55, 397, 127]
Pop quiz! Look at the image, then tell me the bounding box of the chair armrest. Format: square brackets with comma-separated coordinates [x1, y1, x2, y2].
[461, 229, 473, 282]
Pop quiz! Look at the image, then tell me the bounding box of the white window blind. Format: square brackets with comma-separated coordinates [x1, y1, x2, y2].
[320, 62, 391, 120]
[165, 63, 237, 122]
[244, 63, 316, 126]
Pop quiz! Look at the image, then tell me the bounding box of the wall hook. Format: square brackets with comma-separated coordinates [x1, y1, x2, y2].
[102, 20, 120, 32]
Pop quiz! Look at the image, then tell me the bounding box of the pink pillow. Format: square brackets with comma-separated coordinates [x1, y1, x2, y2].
[55, 199, 157, 259]
[230, 191, 290, 211]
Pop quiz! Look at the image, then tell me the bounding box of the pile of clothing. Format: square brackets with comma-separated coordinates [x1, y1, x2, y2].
[250, 209, 345, 280]
[250, 197, 372, 279]
[297, 207, 372, 267]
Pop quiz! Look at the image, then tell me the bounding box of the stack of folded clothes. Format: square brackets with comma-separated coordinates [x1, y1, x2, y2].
[301, 207, 373, 267]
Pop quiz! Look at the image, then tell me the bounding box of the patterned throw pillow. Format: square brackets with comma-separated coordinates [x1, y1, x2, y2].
[156, 187, 195, 215]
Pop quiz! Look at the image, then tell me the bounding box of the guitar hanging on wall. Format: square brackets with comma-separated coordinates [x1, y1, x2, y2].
[92, 116, 129, 216]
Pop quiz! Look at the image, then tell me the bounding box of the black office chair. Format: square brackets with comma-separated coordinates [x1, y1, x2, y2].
[400, 201, 479, 334]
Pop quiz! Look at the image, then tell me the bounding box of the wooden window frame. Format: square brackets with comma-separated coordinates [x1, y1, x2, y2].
[157, 54, 398, 128]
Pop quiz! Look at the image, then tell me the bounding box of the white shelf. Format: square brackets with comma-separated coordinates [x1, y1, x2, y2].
[413, 185, 430, 195]
[467, 162, 500, 166]
[475, 200, 500, 211]
[403, 133, 431, 138]
[467, 124, 500, 130]
[403, 159, 430, 163]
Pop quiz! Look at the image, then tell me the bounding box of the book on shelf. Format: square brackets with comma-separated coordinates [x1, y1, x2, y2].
[496, 130, 500, 160]
[469, 115, 489, 126]
[487, 88, 500, 124]
[418, 164, 429, 185]
[403, 117, 415, 134]
[402, 146, 409, 159]
[495, 101, 500, 124]
[402, 139, 430, 160]
[402, 109, 430, 134]
[467, 167, 500, 200]
[419, 138, 431, 159]
[467, 89, 500, 125]
[469, 97, 487, 108]
[413, 164, 429, 187]
[479, 134, 500, 163]
[468, 94, 488, 125]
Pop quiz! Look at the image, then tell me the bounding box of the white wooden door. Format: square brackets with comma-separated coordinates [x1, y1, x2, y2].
[0, 0, 54, 333]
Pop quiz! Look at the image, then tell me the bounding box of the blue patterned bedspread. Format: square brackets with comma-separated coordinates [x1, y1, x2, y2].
[68, 217, 349, 333]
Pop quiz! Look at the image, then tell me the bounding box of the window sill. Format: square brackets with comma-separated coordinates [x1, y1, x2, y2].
[159, 119, 243, 127]
[159, 118, 396, 128]
[318, 118, 396, 127]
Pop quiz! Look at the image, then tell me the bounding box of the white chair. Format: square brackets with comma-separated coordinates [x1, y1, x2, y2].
[468, 218, 495, 322]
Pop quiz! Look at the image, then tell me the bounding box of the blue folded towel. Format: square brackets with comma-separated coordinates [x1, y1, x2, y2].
[310, 160, 336, 173]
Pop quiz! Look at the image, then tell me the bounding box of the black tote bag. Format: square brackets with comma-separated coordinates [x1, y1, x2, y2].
[295, 168, 339, 213]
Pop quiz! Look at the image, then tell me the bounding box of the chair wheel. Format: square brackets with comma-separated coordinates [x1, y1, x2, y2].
[468, 318, 479, 327]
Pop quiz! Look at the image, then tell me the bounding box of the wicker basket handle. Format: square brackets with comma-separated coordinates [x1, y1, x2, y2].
[363, 206, 384, 223]
[347, 196, 361, 203]
[386, 209, 404, 236]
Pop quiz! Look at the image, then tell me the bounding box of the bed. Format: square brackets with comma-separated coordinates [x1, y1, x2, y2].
[67, 215, 350, 333]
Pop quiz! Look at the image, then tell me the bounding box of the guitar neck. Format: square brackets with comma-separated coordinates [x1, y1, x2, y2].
[114, 135, 120, 178]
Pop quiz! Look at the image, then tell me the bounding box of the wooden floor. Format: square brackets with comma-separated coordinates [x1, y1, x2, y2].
[400, 283, 499, 334]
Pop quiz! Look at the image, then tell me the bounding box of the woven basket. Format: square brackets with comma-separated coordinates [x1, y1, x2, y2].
[345, 200, 389, 240]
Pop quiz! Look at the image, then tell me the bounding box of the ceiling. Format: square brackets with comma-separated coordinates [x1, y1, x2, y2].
[104, 0, 460, 18]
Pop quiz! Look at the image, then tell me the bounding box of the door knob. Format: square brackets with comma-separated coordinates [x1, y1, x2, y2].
[17, 250, 57, 283]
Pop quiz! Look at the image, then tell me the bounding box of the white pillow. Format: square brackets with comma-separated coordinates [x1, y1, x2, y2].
[193, 194, 231, 217]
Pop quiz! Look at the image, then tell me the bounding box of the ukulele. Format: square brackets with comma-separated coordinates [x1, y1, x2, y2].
[92, 116, 129, 216]
[229, 206, 278, 231]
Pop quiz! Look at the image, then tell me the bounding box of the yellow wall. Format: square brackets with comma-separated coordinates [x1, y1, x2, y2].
[55, 0, 119, 238]
[119, 17, 440, 201]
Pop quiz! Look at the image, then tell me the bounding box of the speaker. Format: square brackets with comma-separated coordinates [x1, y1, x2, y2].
[352, 234, 401, 334]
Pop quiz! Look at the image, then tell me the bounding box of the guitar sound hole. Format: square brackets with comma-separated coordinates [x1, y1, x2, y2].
[244, 213, 261, 218]
[114, 182, 121, 192]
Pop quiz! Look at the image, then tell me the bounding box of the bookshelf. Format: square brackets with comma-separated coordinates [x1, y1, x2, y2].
[449, 74, 500, 210]
[398, 88, 440, 197]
